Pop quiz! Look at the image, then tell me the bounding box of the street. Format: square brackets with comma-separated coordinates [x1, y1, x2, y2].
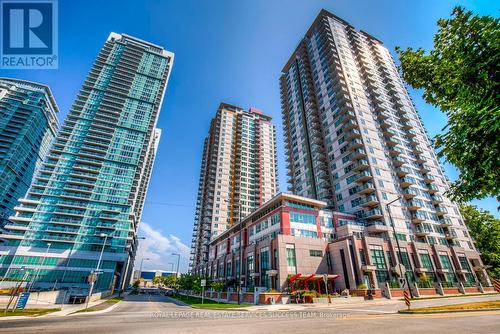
[0, 294, 499, 334]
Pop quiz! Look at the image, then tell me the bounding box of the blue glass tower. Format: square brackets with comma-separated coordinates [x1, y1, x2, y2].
[0, 78, 59, 220]
[0, 33, 173, 292]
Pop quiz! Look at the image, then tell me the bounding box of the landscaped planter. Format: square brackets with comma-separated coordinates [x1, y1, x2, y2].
[418, 288, 438, 296]
[464, 287, 480, 293]
[242, 293, 254, 303]
[351, 289, 382, 298]
[258, 292, 283, 304]
[442, 287, 460, 295]
[389, 289, 405, 298]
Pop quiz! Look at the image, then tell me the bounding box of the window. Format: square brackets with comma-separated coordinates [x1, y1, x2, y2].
[286, 244, 296, 268]
[309, 250, 323, 257]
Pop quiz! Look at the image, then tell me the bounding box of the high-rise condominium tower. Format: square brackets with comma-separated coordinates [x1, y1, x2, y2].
[190, 103, 278, 270]
[280, 10, 478, 258]
[0, 33, 173, 291]
[0, 79, 59, 219]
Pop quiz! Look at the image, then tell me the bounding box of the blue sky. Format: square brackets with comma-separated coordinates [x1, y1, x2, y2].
[1, 0, 497, 272]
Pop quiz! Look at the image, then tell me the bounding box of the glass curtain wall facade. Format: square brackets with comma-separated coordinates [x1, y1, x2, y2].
[0, 79, 59, 219]
[0, 33, 173, 291]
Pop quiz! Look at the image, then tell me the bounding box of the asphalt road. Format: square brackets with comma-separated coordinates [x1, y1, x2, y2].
[1, 294, 499, 334]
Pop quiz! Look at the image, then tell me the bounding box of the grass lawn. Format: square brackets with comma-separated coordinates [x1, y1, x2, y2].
[171, 294, 251, 309]
[400, 300, 500, 314]
[74, 297, 123, 313]
[0, 308, 61, 317]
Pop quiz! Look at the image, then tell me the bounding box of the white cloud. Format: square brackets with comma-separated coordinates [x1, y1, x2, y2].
[134, 222, 190, 274]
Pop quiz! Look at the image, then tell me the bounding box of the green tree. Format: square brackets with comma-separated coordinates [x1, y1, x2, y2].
[460, 204, 500, 280]
[396, 7, 500, 203]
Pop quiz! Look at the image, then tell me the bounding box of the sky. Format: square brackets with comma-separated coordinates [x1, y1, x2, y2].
[1, 0, 498, 273]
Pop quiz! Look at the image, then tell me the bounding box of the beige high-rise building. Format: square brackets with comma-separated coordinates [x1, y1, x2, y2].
[190, 103, 278, 270]
[280, 9, 484, 281]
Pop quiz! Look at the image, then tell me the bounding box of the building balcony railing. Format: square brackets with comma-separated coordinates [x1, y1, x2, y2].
[359, 182, 376, 194]
[402, 187, 419, 199]
[396, 166, 412, 177]
[366, 220, 388, 233]
[365, 207, 383, 220]
[430, 194, 444, 204]
[356, 170, 373, 183]
[361, 194, 379, 207]
[439, 217, 453, 227]
[411, 211, 428, 223]
[352, 159, 370, 171]
[399, 176, 416, 188]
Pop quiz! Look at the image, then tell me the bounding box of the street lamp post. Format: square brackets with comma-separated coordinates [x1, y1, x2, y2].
[386, 197, 413, 298]
[28, 242, 51, 293]
[86, 233, 108, 309]
[139, 257, 150, 287]
[224, 199, 243, 305]
[172, 253, 180, 278]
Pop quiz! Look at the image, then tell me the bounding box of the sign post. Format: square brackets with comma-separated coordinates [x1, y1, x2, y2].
[201, 279, 206, 304]
[403, 290, 411, 310]
[15, 292, 30, 310]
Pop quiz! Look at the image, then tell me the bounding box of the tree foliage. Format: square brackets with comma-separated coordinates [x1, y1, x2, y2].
[460, 204, 500, 279]
[177, 274, 203, 293]
[396, 6, 500, 202]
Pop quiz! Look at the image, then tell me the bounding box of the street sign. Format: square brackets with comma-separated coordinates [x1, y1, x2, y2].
[394, 263, 406, 277]
[493, 279, 500, 293]
[200, 279, 206, 287]
[398, 277, 406, 288]
[87, 273, 97, 283]
[403, 290, 411, 309]
[16, 292, 30, 309]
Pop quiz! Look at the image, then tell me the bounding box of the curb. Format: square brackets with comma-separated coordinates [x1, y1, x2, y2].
[67, 300, 123, 316]
[167, 296, 250, 311]
[398, 308, 500, 314]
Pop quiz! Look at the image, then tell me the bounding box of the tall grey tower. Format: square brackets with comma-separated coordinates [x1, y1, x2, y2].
[280, 9, 478, 270]
[190, 103, 278, 272]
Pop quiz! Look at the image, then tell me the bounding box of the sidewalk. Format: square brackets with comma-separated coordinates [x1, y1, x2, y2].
[0, 293, 121, 319]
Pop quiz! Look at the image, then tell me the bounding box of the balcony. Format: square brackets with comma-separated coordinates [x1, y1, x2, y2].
[414, 224, 432, 237]
[382, 128, 397, 138]
[356, 170, 373, 183]
[359, 182, 376, 194]
[418, 163, 431, 173]
[345, 128, 362, 140]
[365, 207, 383, 220]
[430, 194, 443, 204]
[396, 166, 412, 177]
[427, 184, 440, 194]
[439, 217, 453, 227]
[353, 159, 369, 171]
[389, 146, 404, 157]
[348, 138, 364, 151]
[351, 148, 367, 160]
[423, 174, 435, 183]
[399, 176, 415, 188]
[411, 211, 427, 223]
[392, 155, 406, 167]
[444, 229, 458, 240]
[407, 199, 423, 211]
[366, 220, 388, 233]
[435, 205, 448, 216]
[402, 187, 419, 199]
[361, 194, 379, 207]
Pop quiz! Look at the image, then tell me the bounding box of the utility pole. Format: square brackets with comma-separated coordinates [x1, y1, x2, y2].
[386, 197, 413, 299]
[28, 242, 51, 293]
[86, 233, 108, 310]
[172, 253, 180, 278]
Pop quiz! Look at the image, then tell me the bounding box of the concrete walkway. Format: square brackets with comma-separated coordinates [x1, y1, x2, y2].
[0, 294, 122, 320]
